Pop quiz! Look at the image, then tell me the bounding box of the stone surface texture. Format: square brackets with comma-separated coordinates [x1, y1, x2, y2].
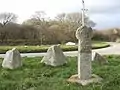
[67, 74, 102, 86]
[41, 45, 67, 66]
[76, 26, 93, 80]
[2, 48, 22, 69]
[68, 26, 102, 86]
[92, 52, 108, 65]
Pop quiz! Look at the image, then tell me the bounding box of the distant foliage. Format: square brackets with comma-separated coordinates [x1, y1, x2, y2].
[0, 11, 97, 45]
[92, 28, 120, 41]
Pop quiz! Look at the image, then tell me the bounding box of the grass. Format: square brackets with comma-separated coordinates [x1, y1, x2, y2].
[92, 41, 110, 49]
[0, 41, 110, 54]
[0, 55, 120, 90]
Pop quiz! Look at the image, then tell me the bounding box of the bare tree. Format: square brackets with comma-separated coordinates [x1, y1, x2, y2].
[55, 12, 96, 31]
[21, 12, 96, 44]
[54, 12, 96, 42]
[66, 12, 96, 28]
[23, 11, 50, 45]
[55, 13, 66, 22]
[0, 12, 17, 26]
[32, 11, 46, 22]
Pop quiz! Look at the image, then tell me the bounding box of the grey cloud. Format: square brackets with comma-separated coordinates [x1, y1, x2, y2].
[92, 13, 120, 29]
[56, 0, 120, 29]
[63, 0, 120, 14]
[89, 3, 120, 14]
[87, 0, 120, 29]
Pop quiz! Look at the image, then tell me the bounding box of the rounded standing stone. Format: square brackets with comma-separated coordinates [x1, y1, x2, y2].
[2, 48, 22, 69]
[41, 45, 67, 66]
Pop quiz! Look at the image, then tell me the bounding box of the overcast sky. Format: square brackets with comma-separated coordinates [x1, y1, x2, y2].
[0, 0, 120, 29]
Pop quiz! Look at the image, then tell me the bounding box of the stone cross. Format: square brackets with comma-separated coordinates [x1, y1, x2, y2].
[76, 26, 93, 80]
[76, 0, 93, 80]
[67, 0, 102, 85]
[81, 0, 88, 26]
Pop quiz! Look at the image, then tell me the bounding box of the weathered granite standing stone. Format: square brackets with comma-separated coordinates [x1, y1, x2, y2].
[2, 48, 22, 69]
[92, 52, 108, 65]
[68, 26, 102, 86]
[41, 45, 67, 66]
[76, 26, 93, 80]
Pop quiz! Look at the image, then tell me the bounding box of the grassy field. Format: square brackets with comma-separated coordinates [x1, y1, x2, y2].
[0, 41, 110, 54]
[0, 55, 120, 90]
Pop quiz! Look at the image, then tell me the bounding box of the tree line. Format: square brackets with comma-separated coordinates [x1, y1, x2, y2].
[3, 11, 119, 45]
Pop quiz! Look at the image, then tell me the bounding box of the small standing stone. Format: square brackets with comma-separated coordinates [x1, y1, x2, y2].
[2, 48, 22, 69]
[41, 45, 67, 66]
[92, 52, 108, 65]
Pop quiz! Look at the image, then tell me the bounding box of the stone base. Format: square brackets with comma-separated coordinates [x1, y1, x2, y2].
[67, 74, 102, 86]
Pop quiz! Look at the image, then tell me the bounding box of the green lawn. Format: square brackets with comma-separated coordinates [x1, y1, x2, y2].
[0, 55, 120, 90]
[0, 41, 110, 54]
